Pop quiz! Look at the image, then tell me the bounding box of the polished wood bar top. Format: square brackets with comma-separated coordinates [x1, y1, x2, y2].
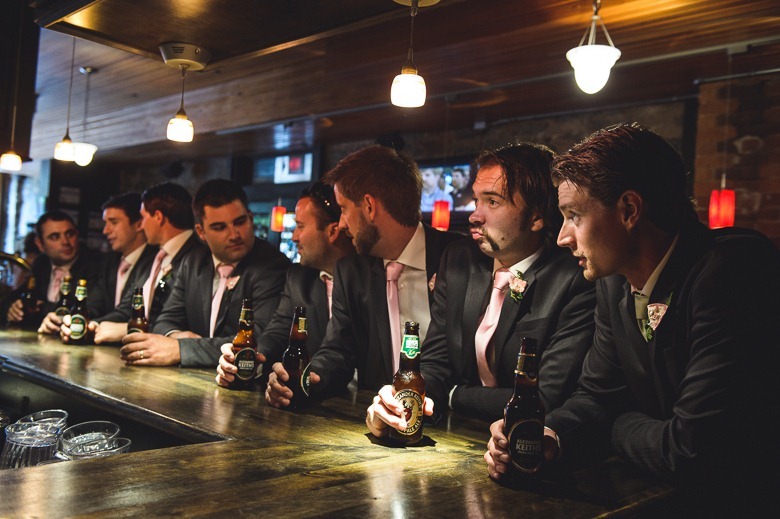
[0, 331, 674, 517]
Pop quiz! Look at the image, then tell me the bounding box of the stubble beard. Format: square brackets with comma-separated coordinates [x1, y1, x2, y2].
[354, 221, 380, 256]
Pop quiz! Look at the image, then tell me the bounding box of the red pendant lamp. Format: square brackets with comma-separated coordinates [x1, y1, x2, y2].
[708, 174, 735, 229]
[431, 200, 450, 231]
[270, 198, 286, 232]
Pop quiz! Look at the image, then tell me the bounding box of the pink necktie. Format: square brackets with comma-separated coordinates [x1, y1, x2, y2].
[474, 268, 513, 387]
[209, 264, 235, 338]
[320, 273, 334, 318]
[142, 249, 168, 318]
[48, 267, 67, 303]
[386, 261, 405, 373]
[115, 259, 132, 306]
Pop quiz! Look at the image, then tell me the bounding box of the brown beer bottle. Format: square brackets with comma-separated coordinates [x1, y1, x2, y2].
[67, 279, 90, 345]
[54, 275, 73, 317]
[503, 337, 544, 476]
[227, 299, 258, 390]
[20, 276, 41, 330]
[282, 306, 310, 407]
[127, 287, 149, 334]
[389, 321, 426, 445]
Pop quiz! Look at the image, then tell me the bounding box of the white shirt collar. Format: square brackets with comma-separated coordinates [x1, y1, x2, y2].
[160, 229, 193, 260]
[122, 242, 147, 266]
[631, 234, 680, 296]
[492, 246, 544, 277]
[383, 222, 426, 271]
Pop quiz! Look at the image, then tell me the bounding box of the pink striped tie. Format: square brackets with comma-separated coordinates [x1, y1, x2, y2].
[474, 268, 513, 387]
[48, 267, 67, 303]
[115, 259, 132, 306]
[386, 261, 405, 373]
[209, 264, 235, 338]
[142, 249, 168, 318]
[320, 273, 334, 318]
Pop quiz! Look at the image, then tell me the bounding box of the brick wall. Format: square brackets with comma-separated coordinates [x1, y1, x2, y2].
[694, 73, 780, 246]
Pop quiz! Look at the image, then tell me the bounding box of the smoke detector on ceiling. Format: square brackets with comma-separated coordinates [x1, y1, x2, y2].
[159, 43, 211, 71]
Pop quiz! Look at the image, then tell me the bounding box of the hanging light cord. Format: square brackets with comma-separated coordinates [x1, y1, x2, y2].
[8, 0, 25, 151]
[405, 0, 419, 70]
[64, 38, 76, 137]
[81, 68, 92, 141]
[721, 53, 733, 190]
[178, 64, 189, 113]
[579, 0, 616, 48]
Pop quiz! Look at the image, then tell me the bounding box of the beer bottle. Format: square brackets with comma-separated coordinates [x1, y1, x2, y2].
[227, 299, 258, 390]
[20, 276, 41, 330]
[54, 275, 73, 317]
[127, 287, 149, 334]
[503, 337, 544, 476]
[282, 306, 310, 407]
[68, 279, 90, 345]
[389, 321, 426, 445]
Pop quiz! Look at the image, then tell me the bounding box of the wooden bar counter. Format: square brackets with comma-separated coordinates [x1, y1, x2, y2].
[0, 331, 675, 517]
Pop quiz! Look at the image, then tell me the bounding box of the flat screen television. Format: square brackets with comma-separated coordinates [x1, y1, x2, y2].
[417, 155, 475, 234]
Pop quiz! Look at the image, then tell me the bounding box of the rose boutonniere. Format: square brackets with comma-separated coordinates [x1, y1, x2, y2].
[508, 271, 527, 303]
[226, 275, 241, 290]
[643, 293, 672, 341]
[428, 273, 436, 292]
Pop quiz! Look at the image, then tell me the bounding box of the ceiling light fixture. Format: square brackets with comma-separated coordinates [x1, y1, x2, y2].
[709, 51, 736, 229]
[566, 0, 621, 94]
[390, 0, 439, 108]
[1, 0, 26, 172]
[72, 66, 98, 166]
[160, 43, 210, 143]
[53, 37, 77, 162]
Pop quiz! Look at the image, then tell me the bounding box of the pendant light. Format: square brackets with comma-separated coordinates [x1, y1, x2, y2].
[566, 0, 621, 94]
[160, 43, 210, 143]
[270, 198, 286, 233]
[73, 66, 98, 166]
[431, 200, 450, 231]
[390, 0, 439, 108]
[53, 38, 77, 161]
[1, 0, 26, 171]
[709, 52, 736, 229]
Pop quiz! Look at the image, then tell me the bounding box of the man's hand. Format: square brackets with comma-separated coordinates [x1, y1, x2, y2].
[119, 332, 181, 366]
[265, 362, 320, 408]
[93, 321, 127, 344]
[365, 384, 434, 438]
[215, 342, 266, 387]
[6, 299, 24, 323]
[59, 315, 99, 343]
[37, 312, 63, 335]
[484, 419, 560, 480]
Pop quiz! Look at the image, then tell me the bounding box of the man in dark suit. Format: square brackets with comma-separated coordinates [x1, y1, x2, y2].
[485, 123, 779, 511]
[215, 181, 355, 387]
[366, 143, 596, 437]
[266, 145, 464, 408]
[4, 210, 107, 332]
[64, 182, 204, 343]
[120, 179, 289, 368]
[97, 193, 157, 316]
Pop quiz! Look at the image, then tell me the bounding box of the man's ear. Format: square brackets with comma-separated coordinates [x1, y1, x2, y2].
[363, 194, 378, 222]
[529, 211, 545, 233]
[619, 190, 643, 231]
[195, 223, 206, 241]
[325, 222, 340, 244]
[34, 237, 44, 254]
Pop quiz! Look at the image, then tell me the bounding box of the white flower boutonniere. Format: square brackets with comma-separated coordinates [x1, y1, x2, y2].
[643, 293, 672, 341]
[226, 275, 241, 290]
[508, 271, 527, 303]
[428, 273, 436, 292]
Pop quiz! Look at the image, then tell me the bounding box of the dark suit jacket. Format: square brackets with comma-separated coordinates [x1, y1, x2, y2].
[546, 222, 780, 484]
[420, 240, 596, 422]
[310, 224, 464, 396]
[2, 245, 108, 328]
[98, 233, 203, 325]
[153, 238, 290, 368]
[257, 264, 330, 368]
[97, 244, 158, 317]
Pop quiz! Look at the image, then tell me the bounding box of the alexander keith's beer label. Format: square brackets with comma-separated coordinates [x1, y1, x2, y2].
[70, 315, 87, 340]
[507, 418, 543, 473]
[234, 347, 257, 380]
[400, 334, 420, 359]
[394, 389, 423, 435]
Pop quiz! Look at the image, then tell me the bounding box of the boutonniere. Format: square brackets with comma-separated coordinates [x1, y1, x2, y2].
[508, 270, 527, 303]
[643, 293, 673, 341]
[227, 275, 241, 290]
[428, 273, 436, 292]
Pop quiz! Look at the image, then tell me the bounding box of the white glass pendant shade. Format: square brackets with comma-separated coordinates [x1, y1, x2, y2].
[0, 151, 22, 171]
[566, 44, 621, 94]
[54, 135, 75, 161]
[167, 111, 194, 142]
[73, 142, 98, 166]
[391, 71, 426, 108]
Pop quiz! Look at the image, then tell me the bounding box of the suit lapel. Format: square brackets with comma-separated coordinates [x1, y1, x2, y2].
[619, 283, 655, 379]
[463, 258, 491, 379]
[423, 225, 440, 307]
[493, 266, 536, 364]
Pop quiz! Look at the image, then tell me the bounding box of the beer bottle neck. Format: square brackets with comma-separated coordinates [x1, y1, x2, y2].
[512, 352, 538, 391]
[398, 352, 421, 372]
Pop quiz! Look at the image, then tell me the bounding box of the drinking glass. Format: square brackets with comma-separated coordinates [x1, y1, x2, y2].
[16, 409, 69, 429]
[64, 437, 132, 459]
[1, 422, 61, 469]
[59, 421, 120, 458]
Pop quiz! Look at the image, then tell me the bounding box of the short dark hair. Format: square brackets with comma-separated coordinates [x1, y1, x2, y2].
[551, 122, 697, 232]
[192, 179, 249, 223]
[475, 142, 561, 240]
[141, 182, 194, 230]
[101, 192, 142, 223]
[300, 181, 341, 230]
[35, 210, 75, 237]
[323, 145, 421, 227]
